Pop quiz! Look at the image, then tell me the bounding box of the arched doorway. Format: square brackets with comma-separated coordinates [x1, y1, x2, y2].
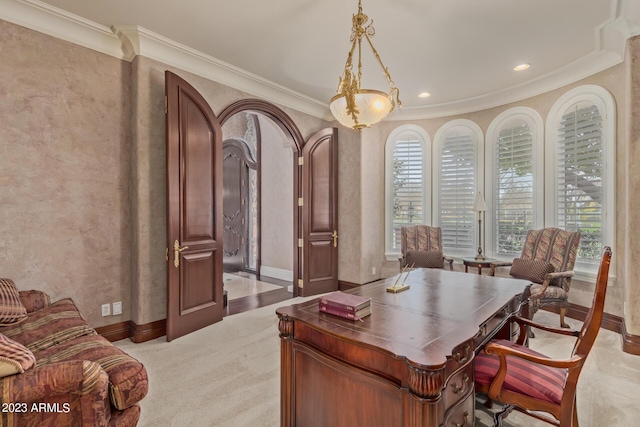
[219, 100, 304, 303]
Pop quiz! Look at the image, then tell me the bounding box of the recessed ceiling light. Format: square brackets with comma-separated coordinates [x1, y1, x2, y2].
[418, 92, 431, 98]
[514, 63, 530, 71]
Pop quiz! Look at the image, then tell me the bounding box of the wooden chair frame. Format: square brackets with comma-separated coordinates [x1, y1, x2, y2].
[477, 246, 612, 427]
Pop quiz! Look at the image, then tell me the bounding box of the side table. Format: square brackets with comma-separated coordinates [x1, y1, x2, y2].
[462, 258, 497, 275]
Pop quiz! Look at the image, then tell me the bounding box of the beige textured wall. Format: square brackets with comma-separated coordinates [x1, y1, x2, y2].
[0, 20, 132, 327]
[259, 116, 294, 273]
[336, 127, 363, 284]
[626, 36, 640, 335]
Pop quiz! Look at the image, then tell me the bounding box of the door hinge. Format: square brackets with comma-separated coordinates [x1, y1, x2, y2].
[298, 157, 304, 166]
[298, 279, 304, 288]
[241, 218, 245, 225]
[165, 247, 168, 261]
[298, 198, 303, 206]
[164, 96, 168, 114]
[298, 238, 303, 248]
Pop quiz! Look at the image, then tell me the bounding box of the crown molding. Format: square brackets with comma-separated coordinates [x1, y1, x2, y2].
[112, 25, 333, 120]
[389, 1, 639, 120]
[0, 0, 125, 59]
[2, 0, 639, 122]
[389, 50, 622, 121]
[0, 0, 332, 120]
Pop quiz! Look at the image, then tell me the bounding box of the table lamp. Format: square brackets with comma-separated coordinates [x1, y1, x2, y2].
[473, 192, 487, 260]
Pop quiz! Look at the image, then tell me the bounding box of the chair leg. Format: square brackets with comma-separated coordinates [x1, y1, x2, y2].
[573, 396, 579, 427]
[493, 404, 514, 427]
[560, 307, 570, 328]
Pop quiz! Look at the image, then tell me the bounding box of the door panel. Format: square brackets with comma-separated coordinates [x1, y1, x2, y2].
[222, 142, 249, 272]
[301, 128, 339, 296]
[166, 71, 223, 341]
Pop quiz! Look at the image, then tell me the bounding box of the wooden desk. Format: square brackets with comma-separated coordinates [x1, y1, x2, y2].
[276, 269, 529, 427]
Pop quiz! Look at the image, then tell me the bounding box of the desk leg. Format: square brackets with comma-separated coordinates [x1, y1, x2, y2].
[465, 265, 469, 273]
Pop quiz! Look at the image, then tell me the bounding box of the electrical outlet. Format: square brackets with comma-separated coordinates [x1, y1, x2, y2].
[372, 266, 376, 275]
[101, 304, 110, 317]
[112, 301, 122, 316]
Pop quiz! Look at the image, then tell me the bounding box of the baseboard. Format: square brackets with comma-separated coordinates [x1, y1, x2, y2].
[338, 280, 361, 290]
[622, 320, 640, 356]
[542, 303, 622, 334]
[130, 319, 166, 343]
[542, 303, 640, 355]
[260, 266, 293, 282]
[95, 321, 131, 342]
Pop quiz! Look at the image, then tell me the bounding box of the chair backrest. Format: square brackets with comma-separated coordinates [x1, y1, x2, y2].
[572, 246, 611, 359]
[400, 225, 443, 256]
[519, 228, 581, 290]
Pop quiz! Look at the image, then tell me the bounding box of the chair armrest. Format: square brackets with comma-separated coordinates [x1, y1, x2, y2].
[19, 290, 52, 313]
[530, 270, 575, 299]
[2, 360, 111, 426]
[489, 261, 513, 276]
[485, 341, 584, 369]
[510, 315, 580, 344]
[443, 255, 454, 271]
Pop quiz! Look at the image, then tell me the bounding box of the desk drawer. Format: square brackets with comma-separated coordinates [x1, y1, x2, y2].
[443, 389, 474, 427]
[442, 362, 473, 410]
[475, 304, 512, 349]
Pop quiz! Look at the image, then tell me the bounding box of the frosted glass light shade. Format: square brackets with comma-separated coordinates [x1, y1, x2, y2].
[330, 89, 393, 131]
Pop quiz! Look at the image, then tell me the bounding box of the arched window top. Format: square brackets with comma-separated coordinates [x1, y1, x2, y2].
[487, 107, 543, 143]
[385, 124, 431, 151]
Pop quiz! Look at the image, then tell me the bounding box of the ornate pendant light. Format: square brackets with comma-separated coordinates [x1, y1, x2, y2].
[330, 0, 401, 132]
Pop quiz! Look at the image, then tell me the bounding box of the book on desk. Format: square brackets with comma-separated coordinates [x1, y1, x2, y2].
[318, 291, 371, 321]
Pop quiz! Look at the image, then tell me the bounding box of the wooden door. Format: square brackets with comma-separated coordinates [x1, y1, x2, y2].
[300, 128, 339, 296]
[165, 71, 223, 341]
[223, 140, 256, 272]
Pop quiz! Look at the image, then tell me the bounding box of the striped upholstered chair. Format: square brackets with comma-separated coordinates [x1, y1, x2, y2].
[489, 228, 581, 328]
[475, 246, 611, 427]
[399, 225, 453, 271]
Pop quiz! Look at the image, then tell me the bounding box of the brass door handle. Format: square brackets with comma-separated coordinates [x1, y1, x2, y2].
[332, 230, 339, 248]
[173, 240, 189, 268]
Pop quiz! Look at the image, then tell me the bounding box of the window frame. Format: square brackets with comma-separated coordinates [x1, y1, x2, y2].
[432, 119, 484, 258]
[486, 107, 545, 261]
[545, 85, 616, 276]
[384, 125, 432, 261]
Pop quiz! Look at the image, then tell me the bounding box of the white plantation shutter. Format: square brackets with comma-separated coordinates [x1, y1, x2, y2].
[392, 138, 423, 249]
[556, 103, 603, 263]
[495, 122, 534, 255]
[439, 134, 476, 253]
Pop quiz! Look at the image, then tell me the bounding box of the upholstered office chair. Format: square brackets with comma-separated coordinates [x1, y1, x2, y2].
[475, 246, 611, 427]
[489, 228, 581, 328]
[399, 225, 453, 271]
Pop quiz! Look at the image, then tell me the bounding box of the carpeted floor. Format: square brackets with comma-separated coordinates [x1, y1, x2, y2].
[115, 300, 640, 427]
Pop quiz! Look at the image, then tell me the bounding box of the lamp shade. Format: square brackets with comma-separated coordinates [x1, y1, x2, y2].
[473, 192, 487, 212]
[330, 89, 393, 131]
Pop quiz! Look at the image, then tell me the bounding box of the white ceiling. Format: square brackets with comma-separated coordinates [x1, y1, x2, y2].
[21, 0, 640, 119]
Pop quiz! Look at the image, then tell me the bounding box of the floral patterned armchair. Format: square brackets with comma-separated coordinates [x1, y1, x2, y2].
[490, 227, 581, 328]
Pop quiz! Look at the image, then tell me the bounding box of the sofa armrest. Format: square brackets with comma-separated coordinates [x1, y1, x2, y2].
[19, 290, 52, 313]
[2, 360, 111, 427]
